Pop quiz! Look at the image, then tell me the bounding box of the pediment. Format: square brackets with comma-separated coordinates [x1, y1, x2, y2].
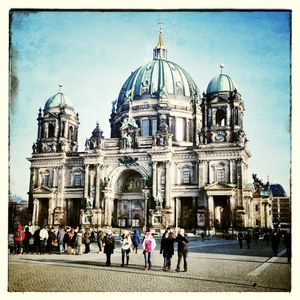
[33, 185, 54, 194]
[205, 182, 233, 191]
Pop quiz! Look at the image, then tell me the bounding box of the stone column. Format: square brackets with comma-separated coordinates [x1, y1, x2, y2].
[64, 120, 68, 138]
[32, 198, 37, 226]
[152, 161, 157, 198]
[95, 164, 101, 209]
[208, 195, 214, 228]
[165, 161, 171, 208]
[57, 166, 65, 208]
[84, 165, 89, 199]
[185, 118, 188, 141]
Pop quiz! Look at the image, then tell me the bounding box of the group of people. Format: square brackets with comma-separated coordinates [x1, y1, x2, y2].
[12, 223, 190, 272]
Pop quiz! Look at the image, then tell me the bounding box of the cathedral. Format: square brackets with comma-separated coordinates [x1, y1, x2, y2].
[27, 26, 260, 233]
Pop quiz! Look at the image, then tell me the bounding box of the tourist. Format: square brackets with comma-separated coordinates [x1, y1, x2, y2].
[33, 227, 41, 254]
[66, 227, 76, 255]
[121, 230, 132, 267]
[97, 229, 105, 253]
[47, 227, 56, 254]
[245, 231, 251, 249]
[103, 230, 115, 266]
[23, 226, 32, 254]
[237, 231, 244, 249]
[160, 227, 174, 271]
[14, 224, 25, 255]
[175, 228, 189, 272]
[39, 226, 49, 254]
[75, 229, 83, 255]
[57, 225, 66, 254]
[84, 228, 91, 254]
[271, 230, 281, 256]
[142, 230, 156, 270]
[132, 229, 140, 254]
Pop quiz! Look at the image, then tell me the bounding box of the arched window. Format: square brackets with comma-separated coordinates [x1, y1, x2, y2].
[42, 170, 51, 187]
[176, 118, 184, 141]
[141, 118, 149, 136]
[48, 123, 55, 138]
[216, 169, 225, 183]
[216, 109, 226, 127]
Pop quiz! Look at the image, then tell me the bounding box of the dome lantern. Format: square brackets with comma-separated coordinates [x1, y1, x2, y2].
[153, 21, 167, 60]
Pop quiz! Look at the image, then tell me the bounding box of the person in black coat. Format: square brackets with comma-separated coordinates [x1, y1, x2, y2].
[103, 230, 115, 266]
[160, 227, 174, 271]
[175, 228, 189, 272]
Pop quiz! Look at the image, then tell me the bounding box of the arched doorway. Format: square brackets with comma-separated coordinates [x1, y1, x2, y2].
[112, 169, 145, 229]
[214, 196, 231, 230]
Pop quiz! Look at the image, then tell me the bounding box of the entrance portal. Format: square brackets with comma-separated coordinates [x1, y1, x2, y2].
[66, 199, 81, 227]
[113, 169, 145, 228]
[214, 196, 231, 230]
[38, 199, 49, 227]
[180, 197, 195, 230]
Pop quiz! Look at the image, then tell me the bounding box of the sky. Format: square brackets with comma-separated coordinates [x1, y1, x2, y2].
[9, 10, 291, 199]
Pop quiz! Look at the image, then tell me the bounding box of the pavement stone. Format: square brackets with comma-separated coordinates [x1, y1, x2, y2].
[7, 239, 291, 293]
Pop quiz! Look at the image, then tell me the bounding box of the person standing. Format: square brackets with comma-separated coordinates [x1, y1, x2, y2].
[47, 227, 56, 254]
[237, 231, 244, 249]
[97, 229, 104, 253]
[175, 228, 189, 272]
[160, 228, 174, 271]
[33, 227, 41, 254]
[132, 229, 140, 254]
[103, 230, 115, 266]
[14, 224, 25, 255]
[39, 226, 49, 254]
[57, 225, 66, 254]
[283, 230, 291, 263]
[66, 227, 76, 255]
[75, 229, 83, 255]
[84, 228, 91, 254]
[23, 226, 32, 254]
[121, 230, 132, 267]
[142, 230, 156, 270]
[271, 230, 281, 256]
[245, 231, 251, 249]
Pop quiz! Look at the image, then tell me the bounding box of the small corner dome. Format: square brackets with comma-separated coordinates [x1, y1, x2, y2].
[44, 92, 74, 112]
[206, 74, 238, 95]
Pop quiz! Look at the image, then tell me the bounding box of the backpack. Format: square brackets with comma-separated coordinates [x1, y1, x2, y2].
[14, 230, 21, 239]
[145, 239, 152, 252]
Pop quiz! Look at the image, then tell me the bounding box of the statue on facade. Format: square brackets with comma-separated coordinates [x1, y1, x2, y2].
[32, 143, 37, 154]
[154, 193, 163, 208]
[86, 196, 94, 209]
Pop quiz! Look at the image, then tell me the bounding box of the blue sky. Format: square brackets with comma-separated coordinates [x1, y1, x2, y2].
[9, 10, 291, 199]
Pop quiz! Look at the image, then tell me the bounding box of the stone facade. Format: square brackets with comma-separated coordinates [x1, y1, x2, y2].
[27, 27, 271, 232]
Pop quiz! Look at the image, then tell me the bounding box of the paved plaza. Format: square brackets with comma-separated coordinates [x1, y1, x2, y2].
[7, 238, 291, 293]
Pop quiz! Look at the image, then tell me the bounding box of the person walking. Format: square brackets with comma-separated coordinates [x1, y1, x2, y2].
[84, 228, 91, 254]
[57, 225, 66, 254]
[103, 230, 115, 266]
[121, 230, 132, 267]
[175, 228, 189, 272]
[142, 230, 156, 270]
[237, 231, 244, 249]
[14, 224, 25, 255]
[245, 231, 251, 249]
[132, 229, 140, 254]
[271, 230, 281, 256]
[23, 226, 32, 254]
[283, 230, 291, 262]
[160, 228, 174, 271]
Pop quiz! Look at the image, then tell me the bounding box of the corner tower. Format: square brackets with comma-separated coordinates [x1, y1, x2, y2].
[33, 86, 80, 154]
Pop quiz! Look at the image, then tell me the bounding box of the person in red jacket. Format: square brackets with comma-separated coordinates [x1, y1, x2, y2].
[14, 224, 25, 254]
